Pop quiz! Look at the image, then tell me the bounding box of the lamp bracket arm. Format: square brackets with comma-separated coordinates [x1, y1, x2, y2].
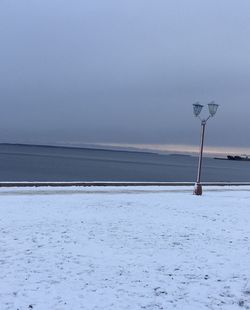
[205, 115, 211, 122]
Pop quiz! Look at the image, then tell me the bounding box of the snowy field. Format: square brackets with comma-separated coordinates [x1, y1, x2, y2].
[0, 186, 250, 310]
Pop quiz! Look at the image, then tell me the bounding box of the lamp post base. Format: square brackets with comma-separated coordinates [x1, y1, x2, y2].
[193, 183, 202, 196]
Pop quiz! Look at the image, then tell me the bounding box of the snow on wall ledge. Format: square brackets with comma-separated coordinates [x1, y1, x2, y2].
[0, 186, 250, 310]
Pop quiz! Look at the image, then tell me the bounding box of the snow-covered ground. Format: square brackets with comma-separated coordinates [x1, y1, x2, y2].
[0, 186, 250, 310]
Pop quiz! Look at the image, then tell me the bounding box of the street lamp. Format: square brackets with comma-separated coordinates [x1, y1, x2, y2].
[193, 101, 219, 195]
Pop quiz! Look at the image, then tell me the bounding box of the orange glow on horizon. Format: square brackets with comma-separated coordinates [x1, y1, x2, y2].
[95, 143, 250, 157]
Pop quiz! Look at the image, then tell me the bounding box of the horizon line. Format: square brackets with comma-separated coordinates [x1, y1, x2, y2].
[1, 141, 250, 157]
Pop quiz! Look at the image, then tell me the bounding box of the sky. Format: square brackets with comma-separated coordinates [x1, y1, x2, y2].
[0, 0, 250, 152]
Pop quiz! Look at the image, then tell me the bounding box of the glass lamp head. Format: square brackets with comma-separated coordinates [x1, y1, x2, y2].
[193, 102, 203, 117]
[208, 102, 219, 117]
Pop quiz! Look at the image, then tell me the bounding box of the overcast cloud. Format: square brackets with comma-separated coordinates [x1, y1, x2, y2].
[0, 0, 250, 148]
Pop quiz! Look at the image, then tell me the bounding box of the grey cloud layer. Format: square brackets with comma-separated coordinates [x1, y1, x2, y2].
[0, 0, 249, 146]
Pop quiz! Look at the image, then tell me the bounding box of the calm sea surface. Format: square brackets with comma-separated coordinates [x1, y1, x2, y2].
[0, 144, 250, 182]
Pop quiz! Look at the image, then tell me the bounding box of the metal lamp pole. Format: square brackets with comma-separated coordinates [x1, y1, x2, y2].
[193, 102, 219, 196]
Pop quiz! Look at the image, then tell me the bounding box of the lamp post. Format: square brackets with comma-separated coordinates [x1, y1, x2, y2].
[193, 102, 219, 195]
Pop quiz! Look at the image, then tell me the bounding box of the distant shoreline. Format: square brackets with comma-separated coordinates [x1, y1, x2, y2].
[3, 142, 244, 159]
[0, 142, 158, 156]
[0, 142, 197, 158]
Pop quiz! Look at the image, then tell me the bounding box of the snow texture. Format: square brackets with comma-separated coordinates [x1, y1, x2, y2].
[0, 186, 250, 310]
